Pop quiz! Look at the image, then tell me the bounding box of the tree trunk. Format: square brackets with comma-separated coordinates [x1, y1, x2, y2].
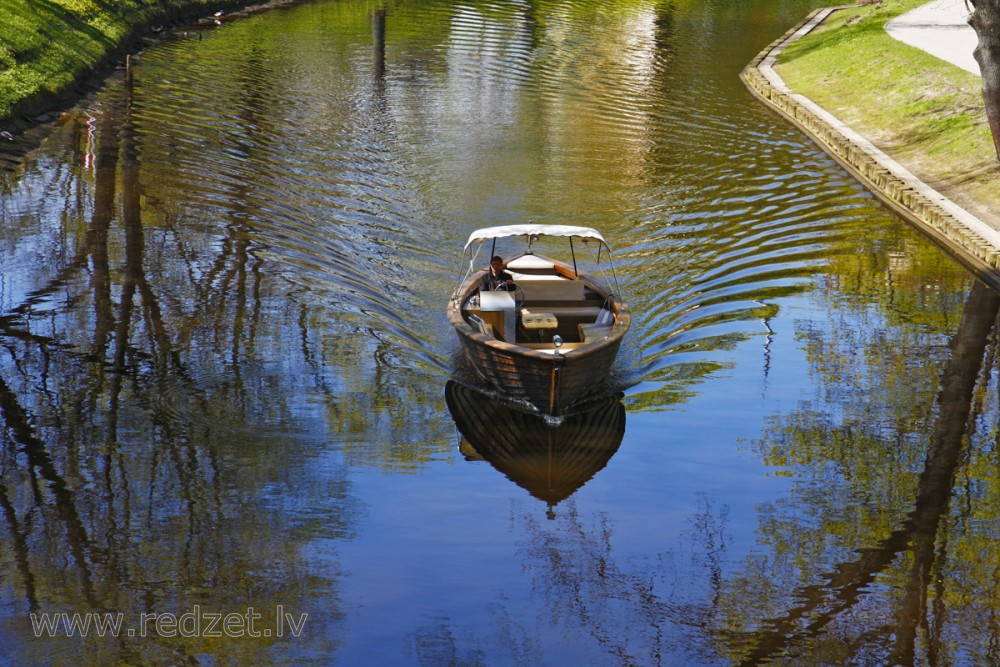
[970, 0, 1000, 161]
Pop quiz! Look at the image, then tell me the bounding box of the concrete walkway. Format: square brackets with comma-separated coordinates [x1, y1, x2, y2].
[886, 0, 980, 75]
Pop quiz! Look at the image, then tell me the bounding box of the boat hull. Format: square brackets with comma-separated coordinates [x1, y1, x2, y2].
[454, 329, 622, 415]
[447, 253, 628, 416]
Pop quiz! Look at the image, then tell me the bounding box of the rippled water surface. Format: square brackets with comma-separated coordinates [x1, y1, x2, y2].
[2, 0, 1000, 664]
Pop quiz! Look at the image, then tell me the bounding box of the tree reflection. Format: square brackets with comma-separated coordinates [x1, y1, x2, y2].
[499, 494, 732, 667]
[477, 280, 1000, 667]
[5, 0, 1000, 664]
[411, 275, 1000, 666]
[719, 280, 1000, 665]
[0, 59, 364, 666]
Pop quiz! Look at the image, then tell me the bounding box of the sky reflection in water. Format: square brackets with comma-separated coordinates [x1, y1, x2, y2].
[0, 0, 998, 664]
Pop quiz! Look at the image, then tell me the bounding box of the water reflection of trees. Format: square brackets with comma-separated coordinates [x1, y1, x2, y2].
[717, 280, 1000, 665]
[489, 497, 730, 667]
[5, 1, 1000, 664]
[0, 64, 376, 666]
[423, 278, 1000, 666]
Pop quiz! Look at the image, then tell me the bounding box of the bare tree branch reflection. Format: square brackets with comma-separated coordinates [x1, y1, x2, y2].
[0, 372, 99, 608]
[0, 58, 364, 663]
[731, 281, 1000, 665]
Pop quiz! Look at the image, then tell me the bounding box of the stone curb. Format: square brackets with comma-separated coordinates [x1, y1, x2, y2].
[740, 7, 1000, 285]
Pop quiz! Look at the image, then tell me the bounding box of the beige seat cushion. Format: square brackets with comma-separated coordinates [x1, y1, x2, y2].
[506, 255, 555, 270]
[578, 322, 613, 343]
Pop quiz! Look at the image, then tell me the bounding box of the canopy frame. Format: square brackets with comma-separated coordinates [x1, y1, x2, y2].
[453, 224, 623, 303]
[464, 224, 606, 249]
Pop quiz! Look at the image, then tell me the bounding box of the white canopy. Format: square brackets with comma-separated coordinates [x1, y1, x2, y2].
[464, 224, 606, 249]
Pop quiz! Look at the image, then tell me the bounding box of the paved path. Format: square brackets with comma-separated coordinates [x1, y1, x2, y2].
[885, 0, 980, 75]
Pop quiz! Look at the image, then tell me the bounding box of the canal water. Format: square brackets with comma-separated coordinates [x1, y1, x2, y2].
[1, 0, 998, 664]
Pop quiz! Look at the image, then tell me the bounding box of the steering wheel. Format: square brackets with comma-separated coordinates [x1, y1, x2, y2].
[494, 282, 525, 309]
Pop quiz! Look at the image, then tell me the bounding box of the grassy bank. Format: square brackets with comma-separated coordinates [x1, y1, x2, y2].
[774, 0, 999, 226]
[0, 0, 296, 132]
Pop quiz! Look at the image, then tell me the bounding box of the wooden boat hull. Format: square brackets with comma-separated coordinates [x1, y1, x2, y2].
[453, 328, 622, 415]
[447, 254, 628, 416]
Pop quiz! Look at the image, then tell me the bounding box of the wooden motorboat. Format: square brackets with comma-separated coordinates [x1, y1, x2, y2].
[447, 224, 629, 417]
[445, 381, 626, 510]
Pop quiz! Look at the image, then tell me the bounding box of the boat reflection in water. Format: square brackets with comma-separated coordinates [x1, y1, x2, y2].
[445, 380, 626, 516]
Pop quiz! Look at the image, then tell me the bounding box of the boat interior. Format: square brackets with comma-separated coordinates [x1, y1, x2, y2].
[462, 254, 616, 351]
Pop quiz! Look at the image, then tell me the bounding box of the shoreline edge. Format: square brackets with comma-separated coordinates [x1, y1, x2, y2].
[741, 6, 1000, 289]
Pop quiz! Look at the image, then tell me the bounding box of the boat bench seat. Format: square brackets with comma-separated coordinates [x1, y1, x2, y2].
[534, 305, 602, 318]
[467, 314, 494, 338]
[509, 272, 585, 301]
[578, 323, 613, 343]
[521, 305, 603, 332]
[518, 305, 609, 343]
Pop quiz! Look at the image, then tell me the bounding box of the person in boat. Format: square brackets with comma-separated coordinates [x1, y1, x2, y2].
[480, 256, 516, 292]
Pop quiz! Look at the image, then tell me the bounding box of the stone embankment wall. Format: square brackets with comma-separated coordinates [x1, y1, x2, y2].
[742, 8, 1000, 286]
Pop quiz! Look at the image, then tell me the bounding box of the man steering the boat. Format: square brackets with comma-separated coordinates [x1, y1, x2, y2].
[480, 256, 516, 291]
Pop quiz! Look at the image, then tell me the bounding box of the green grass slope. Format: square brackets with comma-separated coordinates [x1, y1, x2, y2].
[774, 0, 999, 224]
[0, 0, 290, 130]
